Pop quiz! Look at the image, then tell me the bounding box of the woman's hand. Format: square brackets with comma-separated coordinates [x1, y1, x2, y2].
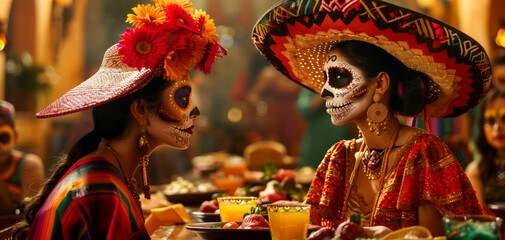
[363, 226, 393, 238]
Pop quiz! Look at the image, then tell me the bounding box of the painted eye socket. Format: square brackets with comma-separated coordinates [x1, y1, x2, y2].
[174, 86, 191, 109]
[0, 132, 10, 143]
[328, 67, 352, 89]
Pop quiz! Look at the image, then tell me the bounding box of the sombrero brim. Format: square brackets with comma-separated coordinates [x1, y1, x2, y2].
[252, 0, 491, 118]
[36, 44, 160, 118]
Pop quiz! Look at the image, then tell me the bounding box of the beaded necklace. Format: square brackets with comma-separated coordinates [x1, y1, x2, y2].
[105, 144, 140, 202]
[346, 125, 400, 225]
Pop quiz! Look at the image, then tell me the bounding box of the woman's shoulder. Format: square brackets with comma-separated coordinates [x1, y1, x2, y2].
[398, 126, 443, 147]
[397, 127, 454, 165]
[58, 156, 125, 193]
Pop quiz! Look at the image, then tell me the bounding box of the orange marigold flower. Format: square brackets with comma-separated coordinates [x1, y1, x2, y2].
[194, 10, 218, 44]
[152, 0, 194, 12]
[126, 4, 166, 27]
[164, 50, 193, 80]
[188, 35, 207, 64]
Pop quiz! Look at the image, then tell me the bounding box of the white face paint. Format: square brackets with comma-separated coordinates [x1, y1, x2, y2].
[146, 76, 200, 150]
[321, 50, 371, 125]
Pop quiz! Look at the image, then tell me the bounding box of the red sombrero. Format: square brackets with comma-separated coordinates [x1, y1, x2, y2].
[37, 1, 227, 118]
[252, 0, 491, 118]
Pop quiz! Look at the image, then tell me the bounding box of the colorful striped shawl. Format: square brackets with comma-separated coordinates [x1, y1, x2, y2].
[28, 157, 149, 239]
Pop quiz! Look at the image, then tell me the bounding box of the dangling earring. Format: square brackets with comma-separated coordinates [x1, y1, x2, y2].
[367, 93, 388, 136]
[138, 129, 151, 199]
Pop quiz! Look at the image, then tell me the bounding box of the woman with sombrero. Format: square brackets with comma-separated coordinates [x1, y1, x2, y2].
[253, 0, 490, 237]
[12, 1, 226, 239]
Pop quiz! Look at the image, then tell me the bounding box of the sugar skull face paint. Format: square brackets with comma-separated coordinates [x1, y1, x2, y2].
[320, 50, 371, 125]
[147, 76, 200, 150]
[0, 124, 15, 152]
[158, 78, 193, 122]
[483, 98, 505, 151]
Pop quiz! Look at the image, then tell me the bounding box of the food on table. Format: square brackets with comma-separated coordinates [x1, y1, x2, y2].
[238, 207, 269, 229]
[199, 199, 219, 213]
[140, 191, 171, 214]
[223, 222, 240, 229]
[213, 174, 245, 196]
[307, 227, 335, 240]
[335, 214, 368, 240]
[382, 225, 432, 239]
[258, 187, 287, 203]
[164, 176, 217, 194]
[274, 168, 296, 181]
[243, 170, 264, 183]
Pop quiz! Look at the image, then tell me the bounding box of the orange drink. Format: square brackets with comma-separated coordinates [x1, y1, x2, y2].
[267, 203, 311, 240]
[213, 176, 244, 195]
[217, 197, 257, 222]
[222, 156, 247, 175]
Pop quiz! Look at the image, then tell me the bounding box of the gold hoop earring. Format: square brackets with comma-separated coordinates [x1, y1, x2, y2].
[367, 93, 388, 136]
[138, 129, 151, 199]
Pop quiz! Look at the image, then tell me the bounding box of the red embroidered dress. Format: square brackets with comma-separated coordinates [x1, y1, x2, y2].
[306, 131, 484, 230]
[28, 157, 149, 240]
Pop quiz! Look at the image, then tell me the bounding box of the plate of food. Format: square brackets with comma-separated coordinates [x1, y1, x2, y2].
[186, 222, 321, 240]
[159, 177, 225, 206]
[191, 211, 221, 222]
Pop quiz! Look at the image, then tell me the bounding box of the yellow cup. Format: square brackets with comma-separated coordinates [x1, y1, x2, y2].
[217, 196, 257, 222]
[267, 203, 311, 240]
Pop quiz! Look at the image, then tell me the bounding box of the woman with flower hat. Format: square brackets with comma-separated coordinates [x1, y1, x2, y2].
[252, 0, 490, 237]
[12, 1, 226, 239]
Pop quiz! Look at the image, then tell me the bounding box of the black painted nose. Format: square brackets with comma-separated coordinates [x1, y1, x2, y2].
[320, 88, 334, 99]
[190, 107, 200, 119]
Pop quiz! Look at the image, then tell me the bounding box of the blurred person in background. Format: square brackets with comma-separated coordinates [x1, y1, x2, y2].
[296, 88, 355, 169]
[491, 50, 505, 91]
[11, 1, 227, 239]
[0, 100, 44, 215]
[466, 89, 505, 209]
[245, 65, 306, 156]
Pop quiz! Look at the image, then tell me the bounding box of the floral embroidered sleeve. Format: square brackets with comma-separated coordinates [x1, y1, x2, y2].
[306, 141, 349, 229]
[394, 134, 485, 216]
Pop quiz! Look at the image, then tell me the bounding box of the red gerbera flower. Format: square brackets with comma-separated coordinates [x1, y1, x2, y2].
[159, 23, 191, 49]
[165, 4, 199, 34]
[195, 43, 219, 74]
[118, 25, 170, 71]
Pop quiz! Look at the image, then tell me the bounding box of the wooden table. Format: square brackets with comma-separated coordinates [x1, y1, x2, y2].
[151, 219, 200, 240]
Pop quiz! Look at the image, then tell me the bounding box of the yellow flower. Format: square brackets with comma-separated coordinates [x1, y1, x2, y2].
[152, 0, 194, 12]
[164, 50, 193, 80]
[126, 4, 166, 27]
[194, 9, 218, 44]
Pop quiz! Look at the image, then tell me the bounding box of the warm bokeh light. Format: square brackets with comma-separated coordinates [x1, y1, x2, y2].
[227, 107, 243, 123]
[496, 28, 505, 48]
[0, 33, 5, 51]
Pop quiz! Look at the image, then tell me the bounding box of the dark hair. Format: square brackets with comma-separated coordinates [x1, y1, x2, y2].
[475, 88, 505, 185]
[12, 76, 171, 239]
[331, 40, 437, 116]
